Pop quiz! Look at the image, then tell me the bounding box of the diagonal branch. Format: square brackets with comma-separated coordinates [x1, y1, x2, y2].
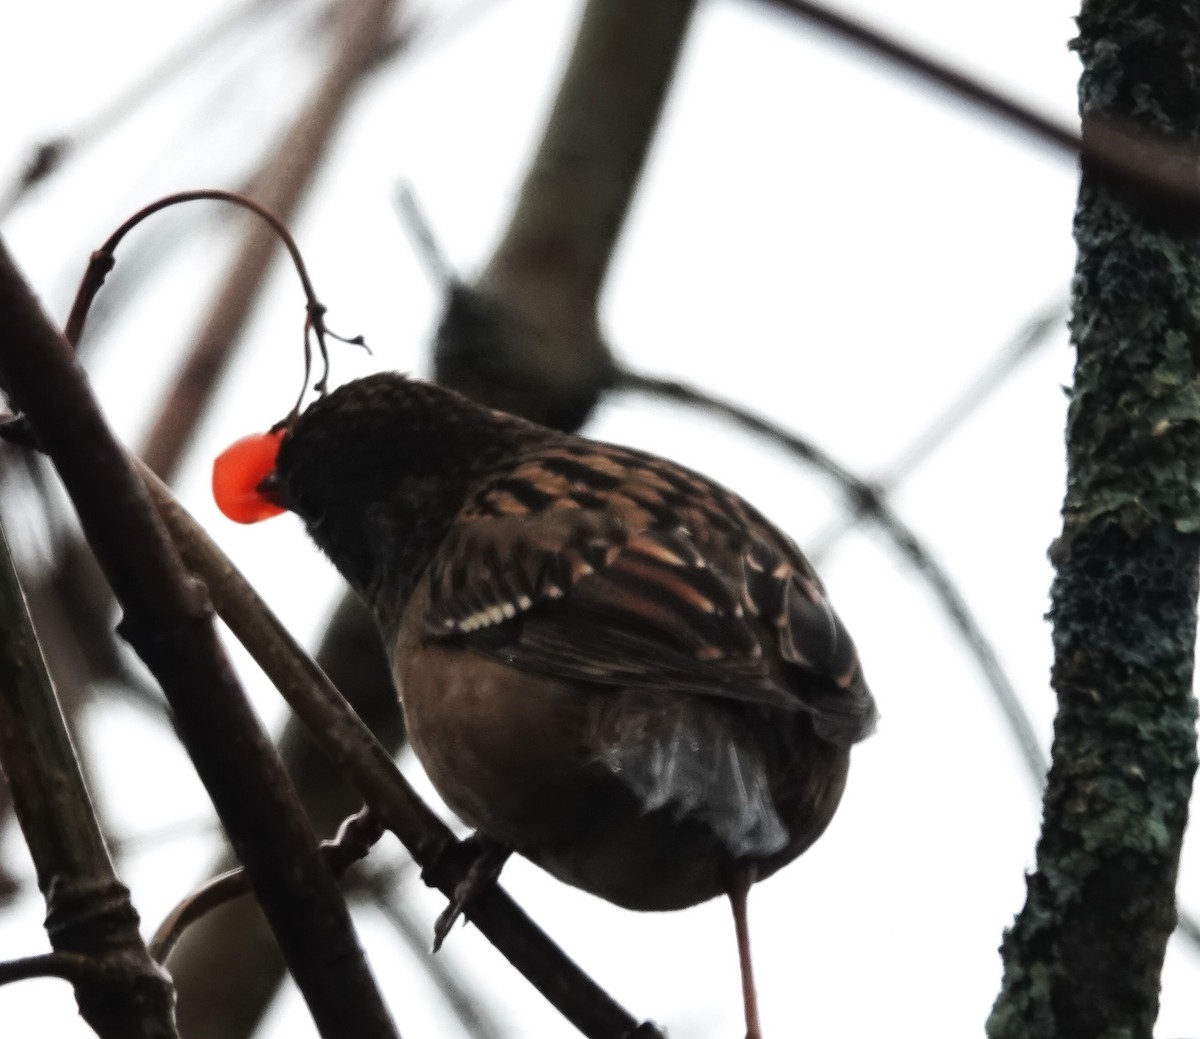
[140, 462, 664, 1039]
[0, 237, 399, 1039]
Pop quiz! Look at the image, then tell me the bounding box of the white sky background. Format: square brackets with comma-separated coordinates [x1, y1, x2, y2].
[2, 0, 1198, 1036]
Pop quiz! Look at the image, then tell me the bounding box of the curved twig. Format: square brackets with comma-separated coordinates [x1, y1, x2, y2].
[62, 189, 353, 422]
[151, 807, 383, 963]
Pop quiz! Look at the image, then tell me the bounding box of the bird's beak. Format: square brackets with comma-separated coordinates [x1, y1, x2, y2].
[255, 470, 291, 510]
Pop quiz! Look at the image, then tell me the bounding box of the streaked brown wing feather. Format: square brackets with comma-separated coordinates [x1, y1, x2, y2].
[423, 445, 876, 741]
[426, 512, 791, 709]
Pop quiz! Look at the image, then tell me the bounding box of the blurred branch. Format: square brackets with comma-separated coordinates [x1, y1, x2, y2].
[140, 0, 400, 482]
[0, 952, 98, 989]
[0, 237, 399, 1039]
[140, 462, 664, 1039]
[806, 298, 1068, 562]
[756, 0, 1200, 225]
[435, 0, 696, 430]
[0, 516, 176, 1037]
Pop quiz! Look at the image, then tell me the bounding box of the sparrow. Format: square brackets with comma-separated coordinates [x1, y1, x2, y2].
[214, 372, 877, 1039]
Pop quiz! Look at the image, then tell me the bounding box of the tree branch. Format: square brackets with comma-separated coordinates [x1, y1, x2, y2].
[989, 3, 1200, 1035]
[164, 594, 406, 1039]
[0, 236, 399, 1039]
[435, 0, 696, 431]
[0, 516, 176, 1037]
[0, 952, 101, 989]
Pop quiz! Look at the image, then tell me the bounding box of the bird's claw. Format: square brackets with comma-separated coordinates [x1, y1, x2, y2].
[430, 835, 510, 953]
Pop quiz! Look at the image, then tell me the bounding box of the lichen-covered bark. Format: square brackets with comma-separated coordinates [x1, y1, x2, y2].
[988, 4, 1200, 1038]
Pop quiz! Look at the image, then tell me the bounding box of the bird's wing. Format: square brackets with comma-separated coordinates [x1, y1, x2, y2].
[423, 496, 874, 742]
[425, 508, 785, 701]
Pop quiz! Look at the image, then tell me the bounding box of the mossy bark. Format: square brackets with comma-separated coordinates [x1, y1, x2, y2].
[988, 4, 1200, 1037]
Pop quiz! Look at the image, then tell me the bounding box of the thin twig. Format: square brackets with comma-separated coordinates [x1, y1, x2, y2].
[394, 183, 455, 288]
[806, 298, 1068, 562]
[138, 0, 395, 481]
[63, 188, 345, 420]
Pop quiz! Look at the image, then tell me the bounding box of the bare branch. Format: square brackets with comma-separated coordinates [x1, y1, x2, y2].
[436, 0, 696, 431]
[166, 594, 404, 1039]
[0, 237, 399, 1039]
[0, 516, 175, 1037]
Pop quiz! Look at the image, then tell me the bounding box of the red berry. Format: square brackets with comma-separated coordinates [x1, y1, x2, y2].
[213, 429, 286, 523]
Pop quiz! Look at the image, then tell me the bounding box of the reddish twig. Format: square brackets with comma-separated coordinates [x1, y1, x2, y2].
[62, 188, 348, 422]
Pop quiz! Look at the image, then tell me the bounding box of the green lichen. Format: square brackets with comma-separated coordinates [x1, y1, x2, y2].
[989, 3, 1200, 1037]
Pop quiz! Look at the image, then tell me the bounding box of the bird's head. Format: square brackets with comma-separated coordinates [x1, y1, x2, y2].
[212, 372, 549, 618]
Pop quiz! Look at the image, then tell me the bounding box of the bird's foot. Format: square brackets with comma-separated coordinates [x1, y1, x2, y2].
[429, 833, 511, 952]
[725, 862, 763, 1039]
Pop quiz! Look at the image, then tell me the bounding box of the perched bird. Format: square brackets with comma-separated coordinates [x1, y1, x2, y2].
[214, 373, 877, 1039]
